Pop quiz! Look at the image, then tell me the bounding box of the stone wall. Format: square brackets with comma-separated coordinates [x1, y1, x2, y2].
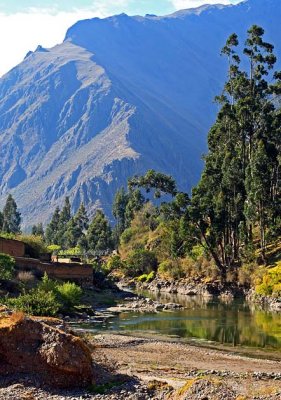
[0, 238, 25, 257]
[15, 257, 93, 288]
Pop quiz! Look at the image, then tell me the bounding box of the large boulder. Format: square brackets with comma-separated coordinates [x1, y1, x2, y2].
[0, 312, 93, 388]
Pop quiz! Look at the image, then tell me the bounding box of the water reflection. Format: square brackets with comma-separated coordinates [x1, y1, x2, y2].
[79, 292, 281, 351]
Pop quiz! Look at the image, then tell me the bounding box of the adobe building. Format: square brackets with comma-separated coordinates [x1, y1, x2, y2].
[0, 237, 93, 288]
[0, 238, 25, 258]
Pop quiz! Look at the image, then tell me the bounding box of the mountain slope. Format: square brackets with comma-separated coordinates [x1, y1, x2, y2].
[0, 0, 280, 227]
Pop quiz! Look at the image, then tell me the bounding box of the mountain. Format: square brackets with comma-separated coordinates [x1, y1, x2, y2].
[0, 0, 280, 228]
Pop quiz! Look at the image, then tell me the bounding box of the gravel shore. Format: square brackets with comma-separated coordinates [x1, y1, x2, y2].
[1, 333, 281, 399]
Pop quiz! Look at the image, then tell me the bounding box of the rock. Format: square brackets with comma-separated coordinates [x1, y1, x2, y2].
[163, 303, 183, 310]
[0, 313, 93, 388]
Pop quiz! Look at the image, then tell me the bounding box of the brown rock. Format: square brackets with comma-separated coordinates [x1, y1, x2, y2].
[0, 312, 93, 388]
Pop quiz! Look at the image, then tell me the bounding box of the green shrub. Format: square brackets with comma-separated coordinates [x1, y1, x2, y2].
[58, 247, 81, 256]
[7, 288, 60, 316]
[56, 282, 82, 308]
[8, 273, 83, 316]
[39, 273, 82, 310]
[38, 272, 58, 292]
[120, 228, 133, 244]
[158, 259, 184, 280]
[190, 245, 205, 261]
[0, 232, 16, 240]
[18, 235, 48, 257]
[146, 271, 155, 282]
[255, 265, 281, 297]
[47, 244, 61, 254]
[125, 249, 157, 277]
[0, 253, 15, 280]
[137, 274, 148, 282]
[103, 255, 125, 274]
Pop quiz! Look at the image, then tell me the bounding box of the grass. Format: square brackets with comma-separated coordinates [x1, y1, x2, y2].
[88, 381, 124, 394]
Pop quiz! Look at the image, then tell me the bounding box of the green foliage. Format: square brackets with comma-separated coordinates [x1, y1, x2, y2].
[255, 265, 281, 297]
[158, 259, 185, 280]
[0, 232, 16, 240]
[45, 207, 61, 245]
[103, 255, 125, 273]
[38, 272, 58, 292]
[120, 228, 133, 245]
[181, 25, 281, 274]
[8, 273, 83, 316]
[190, 245, 205, 261]
[128, 169, 177, 198]
[56, 282, 82, 308]
[137, 271, 155, 283]
[87, 210, 113, 254]
[18, 234, 48, 257]
[31, 223, 44, 237]
[7, 288, 60, 316]
[47, 244, 61, 253]
[125, 249, 157, 277]
[58, 247, 82, 256]
[1, 194, 21, 234]
[0, 253, 15, 280]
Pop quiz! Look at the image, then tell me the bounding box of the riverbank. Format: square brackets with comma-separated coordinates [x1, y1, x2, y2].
[125, 276, 281, 312]
[1, 333, 281, 399]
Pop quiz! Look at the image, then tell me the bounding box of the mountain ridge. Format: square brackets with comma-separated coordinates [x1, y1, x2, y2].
[0, 0, 280, 228]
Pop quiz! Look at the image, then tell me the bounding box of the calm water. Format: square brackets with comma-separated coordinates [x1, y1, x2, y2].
[76, 292, 281, 353]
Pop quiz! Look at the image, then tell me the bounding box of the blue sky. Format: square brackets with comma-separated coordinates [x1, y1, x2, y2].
[0, 0, 241, 76]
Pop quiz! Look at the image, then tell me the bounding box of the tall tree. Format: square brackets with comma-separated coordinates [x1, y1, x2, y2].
[186, 25, 280, 273]
[57, 197, 72, 247]
[112, 187, 128, 236]
[31, 223, 44, 237]
[87, 210, 113, 254]
[45, 207, 61, 244]
[2, 194, 21, 234]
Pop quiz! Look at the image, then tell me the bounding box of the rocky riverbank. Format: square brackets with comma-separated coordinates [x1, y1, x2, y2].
[127, 277, 246, 300]
[246, 289, 281, 312]
[107, 296, 183, 313]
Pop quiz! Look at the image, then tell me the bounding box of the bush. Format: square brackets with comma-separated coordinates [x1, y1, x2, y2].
[47, 244, 61, 254]
[58, 247, 81, 256]
[7, 288, 60, 316]
[158, 259, 184, 280]
[103, 255, 125, 274]
[17, 271, 36, 289]
[137, 274, 148, 283]
[0, 253, 15, 280]
[18, 235, 48, 258]
[120, 228, 133, 245]
[7, 273, 83, 316]
[39, 273, 82, 310]
[146, 271, 155, 282]
[38, 272, 58, 293]
[56, 282, 82, 308]
[255, 264, 281, 297]
[125, 249, 157, 277]
[137, 271, 156, 283]
[238, 263, 256, 286]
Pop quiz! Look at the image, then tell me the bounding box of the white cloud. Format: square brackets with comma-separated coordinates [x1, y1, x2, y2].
[171, 0, 233, 10]
[0, 3, 128, 77]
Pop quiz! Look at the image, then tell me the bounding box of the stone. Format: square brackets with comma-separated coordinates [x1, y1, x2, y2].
[0, 313, 93, 388]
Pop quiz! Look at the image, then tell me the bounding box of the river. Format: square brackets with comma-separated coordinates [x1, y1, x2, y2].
[75, 291, 281, 355]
